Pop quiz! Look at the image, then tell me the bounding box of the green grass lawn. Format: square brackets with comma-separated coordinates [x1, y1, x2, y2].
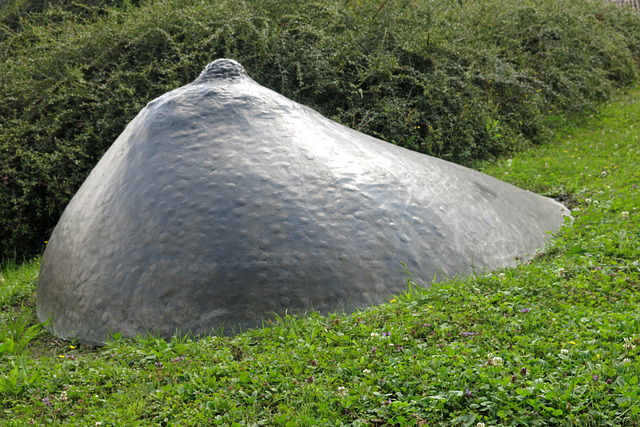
[1, 87, 639, 426]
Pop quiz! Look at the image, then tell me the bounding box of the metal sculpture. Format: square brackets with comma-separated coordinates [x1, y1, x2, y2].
[37, 59, 569, 345]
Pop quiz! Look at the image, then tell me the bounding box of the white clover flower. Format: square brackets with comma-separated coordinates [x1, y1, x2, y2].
[623, 358, 632, 364]
[370, 332, 379, 338]
[60, 391, 68, 401]
[363, 369, 371, 374]
[477, 423, 486, 427]
[585, 198, 592, 205]
[558, 268, 565, 277]
[560, 349, 569, 355]
[621, 211, 630, 219]
[601, 171, 608, 177]
[492, 356, 503, 366]
[337, 386, 348, 396]
[623, 338, 636, 351]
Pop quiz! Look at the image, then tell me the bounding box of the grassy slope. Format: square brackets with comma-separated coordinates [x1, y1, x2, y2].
[0, 87, 639, 425]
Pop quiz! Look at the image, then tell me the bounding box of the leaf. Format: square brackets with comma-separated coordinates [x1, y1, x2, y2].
[565, 243, 586, 257]
[615, 396, 629, 406]
[428, 395, 447, 401]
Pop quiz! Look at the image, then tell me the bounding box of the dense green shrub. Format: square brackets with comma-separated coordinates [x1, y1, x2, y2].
[1, 0, 639, 260]
[0, 0, 138, 42]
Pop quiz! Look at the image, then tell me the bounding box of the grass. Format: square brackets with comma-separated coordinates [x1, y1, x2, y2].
[0, 257, 39, 307]
[0, 87, 639, 425]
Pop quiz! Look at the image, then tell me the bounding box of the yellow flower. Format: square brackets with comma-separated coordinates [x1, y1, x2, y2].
[59, 355, 65, 358]
[569, 341, 576, 345]
[390, 299, 396, 303]
[70, 345, 76, 349]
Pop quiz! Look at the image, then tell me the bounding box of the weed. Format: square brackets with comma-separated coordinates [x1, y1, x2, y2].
[0, 306, 45, 357]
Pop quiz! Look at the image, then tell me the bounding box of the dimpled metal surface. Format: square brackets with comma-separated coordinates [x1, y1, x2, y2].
[37, 59, 569, 345]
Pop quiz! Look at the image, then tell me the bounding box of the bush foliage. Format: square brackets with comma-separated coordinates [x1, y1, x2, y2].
[1, 0, 640, 260]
